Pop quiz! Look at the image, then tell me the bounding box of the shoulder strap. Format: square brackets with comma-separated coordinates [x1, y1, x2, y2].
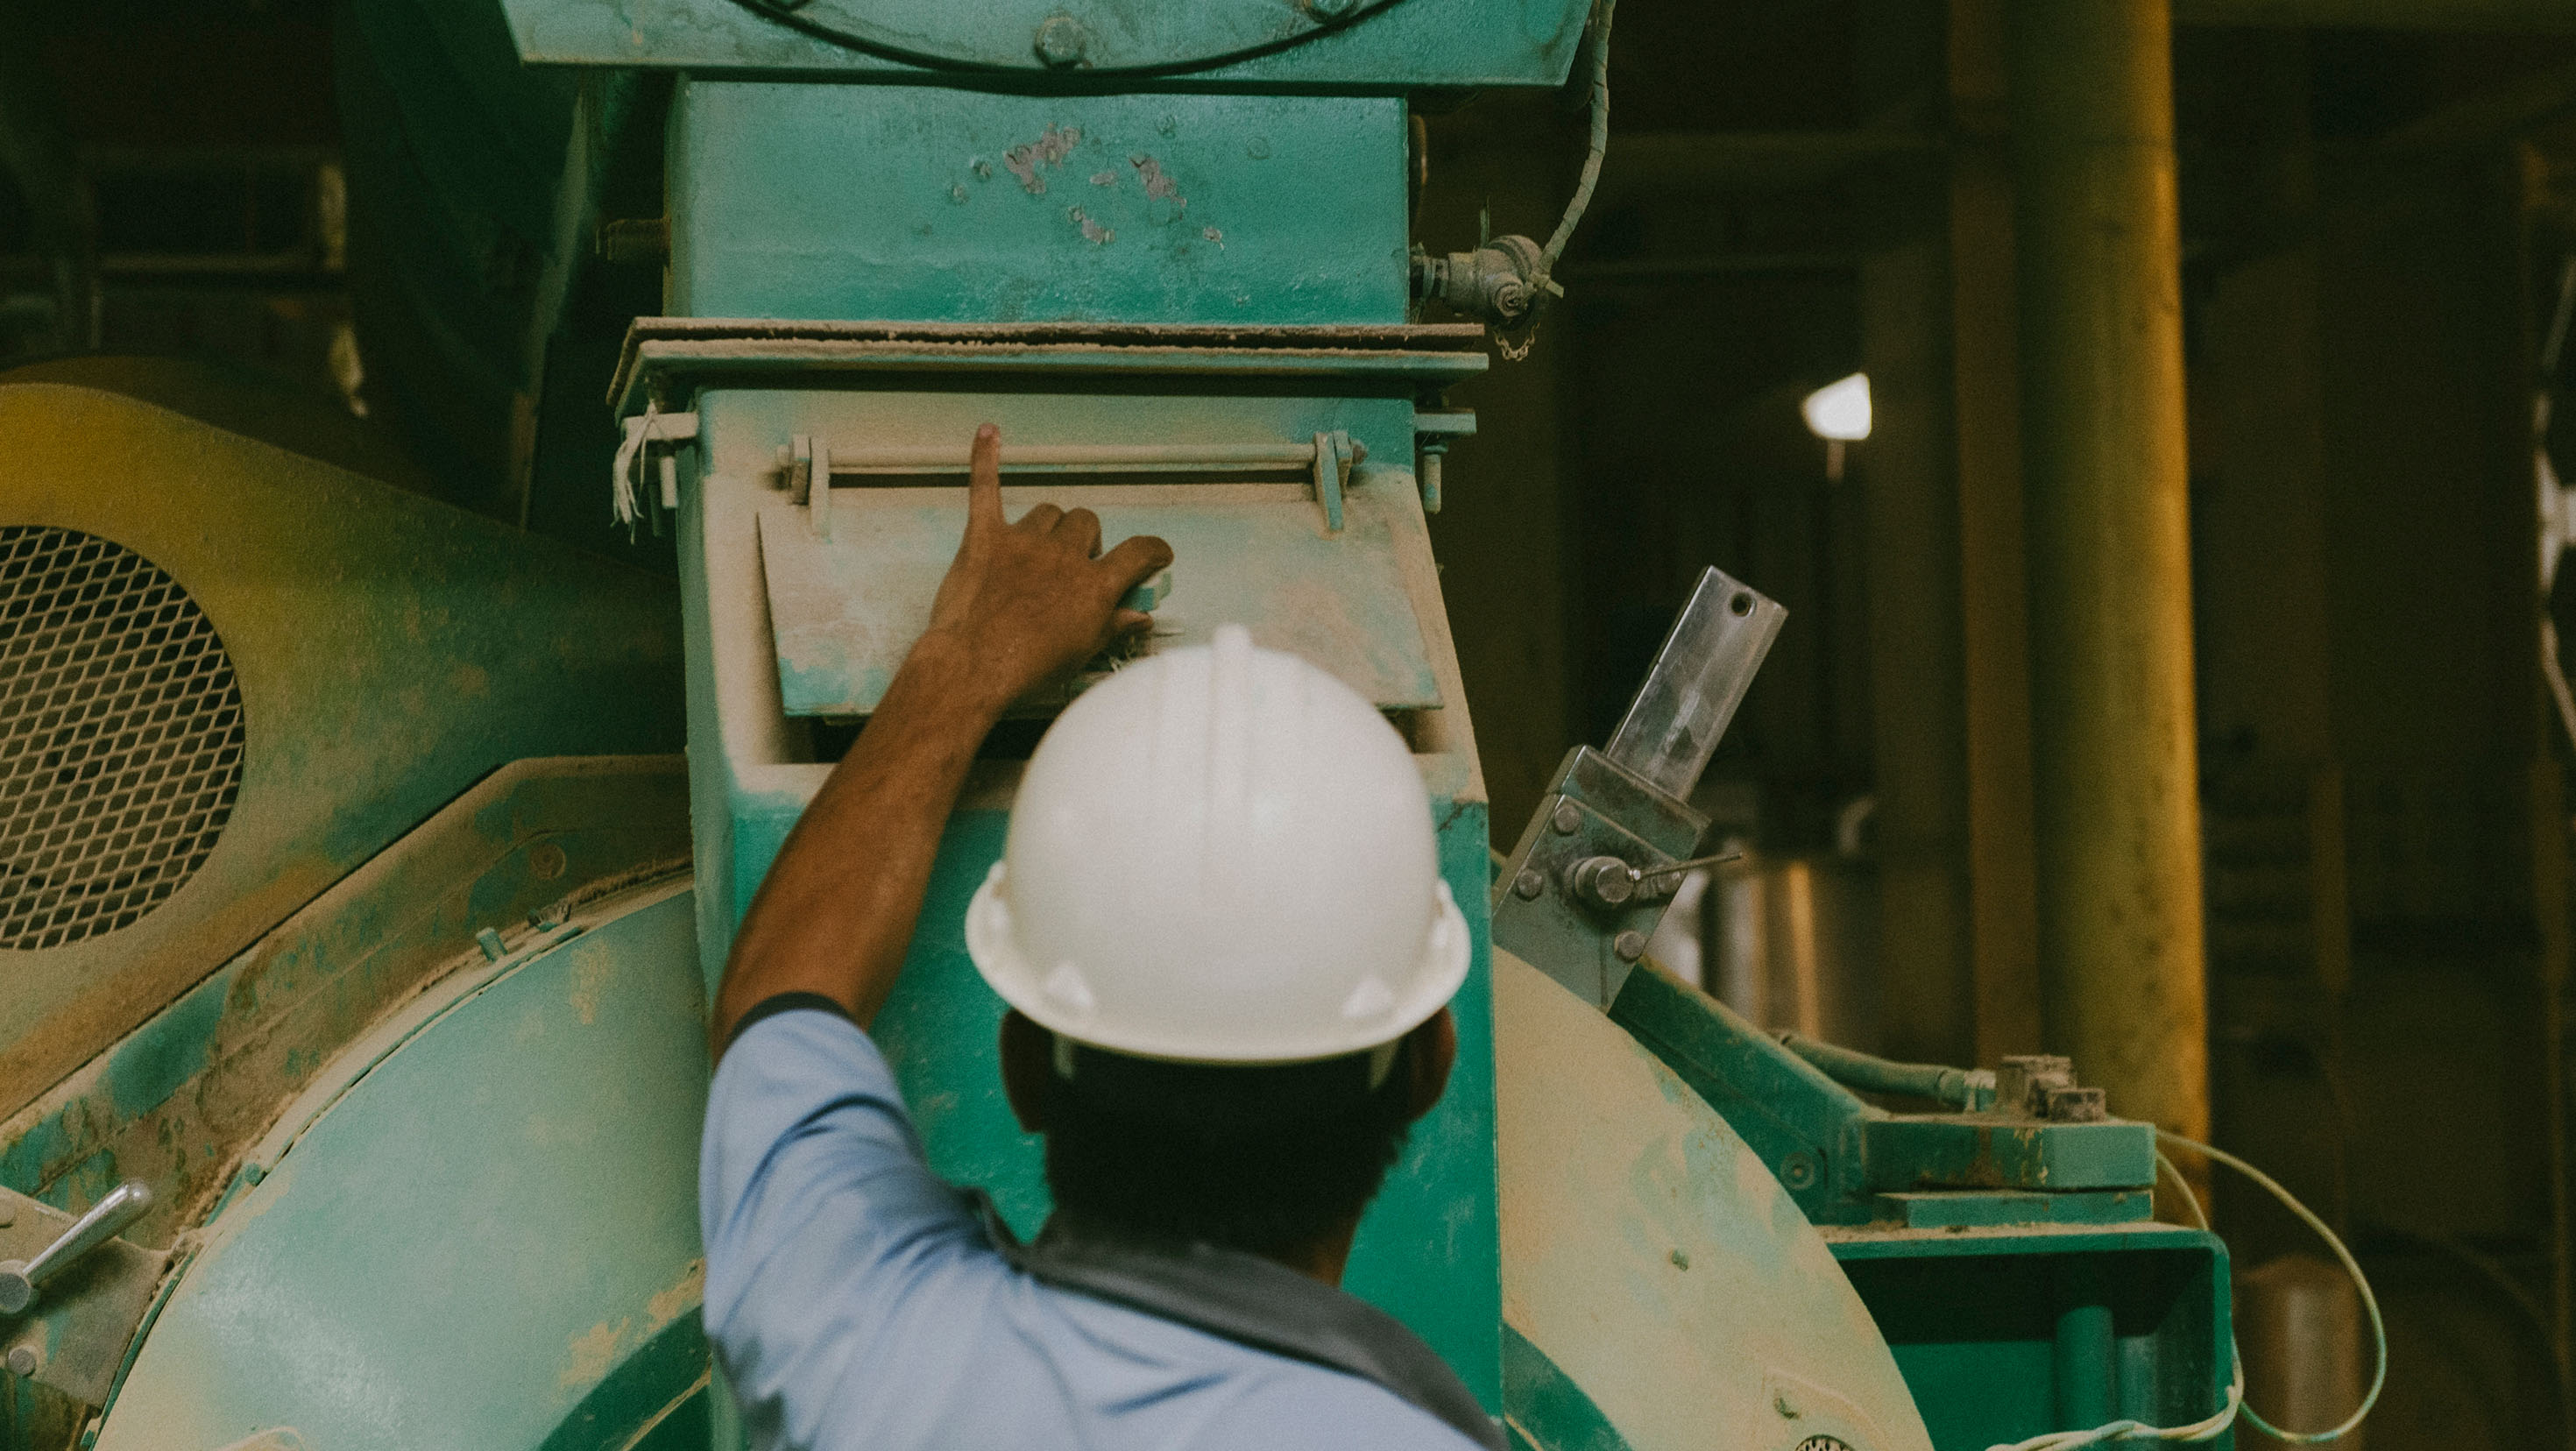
[965, 1192, 1504, 1451]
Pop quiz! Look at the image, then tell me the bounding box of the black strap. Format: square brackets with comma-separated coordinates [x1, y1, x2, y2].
[966, 1192, 1504, 1450]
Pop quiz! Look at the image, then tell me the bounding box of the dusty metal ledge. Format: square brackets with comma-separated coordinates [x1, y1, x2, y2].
[609, 317, 1491, 413]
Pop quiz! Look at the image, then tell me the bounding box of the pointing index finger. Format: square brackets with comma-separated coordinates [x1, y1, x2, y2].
[967, 423, 1002, 534]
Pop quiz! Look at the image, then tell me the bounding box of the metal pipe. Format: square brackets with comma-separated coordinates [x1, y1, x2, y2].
[2006, 0, 2210, 1149]
[823, 442, 1323, 473]
[1775, 1034, 1994, 1110]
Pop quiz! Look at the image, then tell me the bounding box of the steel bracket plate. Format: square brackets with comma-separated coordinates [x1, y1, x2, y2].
[1491, 747, 1707, 1009]
[0, 1187, 166, 1405]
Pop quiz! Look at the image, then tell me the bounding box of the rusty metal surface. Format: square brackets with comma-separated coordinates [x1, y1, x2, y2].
[1493, 947, 1932, 1451]
[0, 384, 686, 1127]
[0, 757, 690, 1249]
[757, 483, 1441, 716]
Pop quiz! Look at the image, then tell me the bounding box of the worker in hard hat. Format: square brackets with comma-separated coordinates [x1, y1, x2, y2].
[697, 423, 1495, 1450]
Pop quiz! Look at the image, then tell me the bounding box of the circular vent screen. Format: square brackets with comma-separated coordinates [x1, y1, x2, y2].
[0, 527, 244, 951]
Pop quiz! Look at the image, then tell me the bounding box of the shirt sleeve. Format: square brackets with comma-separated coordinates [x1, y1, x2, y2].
[698, 1002, 996, 1448]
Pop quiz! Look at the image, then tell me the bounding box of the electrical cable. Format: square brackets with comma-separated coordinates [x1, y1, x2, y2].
[1537, 0, 1616, 279]
[715, 0, 1414, 81]
[1980, 1134, 2385, 1451]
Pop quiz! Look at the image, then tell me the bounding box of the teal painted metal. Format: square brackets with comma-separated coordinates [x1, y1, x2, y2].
[1599, 966, 2233, 1448]
[668, 86, 1411, 325]
[2, 381, 687, 1129]
[498, 0, 1593, 89]
[0, 757, 690, 1246]
[1872, 1191, 2155, 1231]
[666, 369, 1504, 1396]
[535, 0, 1603, 1431]
[1500, 1326, 1633, 1451]
[95, 882, 711, 1450]
[1483, 580, 2234, 1449]
[1829, 1226, 2233, 1450]
[1607, 963, 2158, 1227]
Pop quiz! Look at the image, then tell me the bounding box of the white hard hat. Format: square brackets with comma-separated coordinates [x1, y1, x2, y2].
[965, 624, 1469, 1064]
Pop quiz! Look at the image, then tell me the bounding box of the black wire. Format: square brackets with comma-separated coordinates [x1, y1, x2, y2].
[718, 0, 1418, 81]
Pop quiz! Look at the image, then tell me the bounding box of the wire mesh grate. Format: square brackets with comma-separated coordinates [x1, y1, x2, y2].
[1, 527, 243, 951]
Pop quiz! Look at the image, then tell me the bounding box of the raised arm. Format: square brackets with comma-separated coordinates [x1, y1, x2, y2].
[708, 423, 1172, 1052]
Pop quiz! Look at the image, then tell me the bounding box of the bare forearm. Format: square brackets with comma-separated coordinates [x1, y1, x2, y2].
[711, 630, 1003, 1050]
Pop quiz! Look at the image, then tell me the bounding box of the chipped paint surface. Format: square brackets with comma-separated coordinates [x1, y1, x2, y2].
[1065, 207, 1115, 245]
[562, 1319, 630, 1390]
[669, 87, 1406, 324]
[1001, 124, 1080, 194]
[1494, 949, 1932, 1451]
[0, 758, 689, 1246]
[648, 1259, 706, 1327]
[96, 884, 710, 1451]
[1129, 153, 1184, 216]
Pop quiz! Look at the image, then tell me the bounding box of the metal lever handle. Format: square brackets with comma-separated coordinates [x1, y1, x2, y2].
[0, 1180, 151, 1315]
[1631, 850, 1744, 884]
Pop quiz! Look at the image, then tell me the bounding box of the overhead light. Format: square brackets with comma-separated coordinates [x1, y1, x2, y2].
[1801, 372, 1872, 442]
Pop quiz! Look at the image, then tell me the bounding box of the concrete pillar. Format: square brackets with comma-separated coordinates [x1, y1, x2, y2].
[2005, 0, 2209, 1141]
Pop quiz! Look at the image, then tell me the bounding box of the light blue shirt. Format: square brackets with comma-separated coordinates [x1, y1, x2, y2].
[700, 1007, 1485, 1451]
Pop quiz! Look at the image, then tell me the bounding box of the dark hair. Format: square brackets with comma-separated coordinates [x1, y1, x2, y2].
[1040, 1044, 1417, 1260]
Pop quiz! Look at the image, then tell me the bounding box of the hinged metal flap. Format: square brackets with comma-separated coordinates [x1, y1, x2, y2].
[756, 481, 1442, 716]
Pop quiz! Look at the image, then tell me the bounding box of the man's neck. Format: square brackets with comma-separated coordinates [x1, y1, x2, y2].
[1279, 1225, 1358, 1285]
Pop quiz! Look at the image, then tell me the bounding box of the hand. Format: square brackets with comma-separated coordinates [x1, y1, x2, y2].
[917, 423, 1173, 717]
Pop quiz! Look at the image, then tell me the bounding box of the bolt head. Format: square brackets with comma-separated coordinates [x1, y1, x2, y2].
[1306, 0, 1360, 17]
[1779, 1153, 1819, 1190]
[1612, 929, 1647, 962]
[7, 1344, 35, 1377]
[1550, 801, 1582, 835]
[1511, 868, 1545, 900]
[1032, 14, 1088, 66]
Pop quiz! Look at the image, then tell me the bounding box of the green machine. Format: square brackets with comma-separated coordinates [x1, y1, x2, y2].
[1489, 568, 2234, 1448]
[0, 1, 2240, 1448]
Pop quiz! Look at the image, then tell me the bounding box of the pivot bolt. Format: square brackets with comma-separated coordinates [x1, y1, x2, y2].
[1612, 929, 1647, 962]
[1779, 1152, 1819, 1190]
[1550, 801, 1582, 835]
[7, 1344, 34, 1377]
[1511, 868, 1546, 901]
[1571, 856, 1639, 911]
[1032, 14, 1089, 67]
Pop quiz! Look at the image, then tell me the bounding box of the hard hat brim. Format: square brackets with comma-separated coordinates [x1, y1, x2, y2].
[963, 869, 1474, 1066]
